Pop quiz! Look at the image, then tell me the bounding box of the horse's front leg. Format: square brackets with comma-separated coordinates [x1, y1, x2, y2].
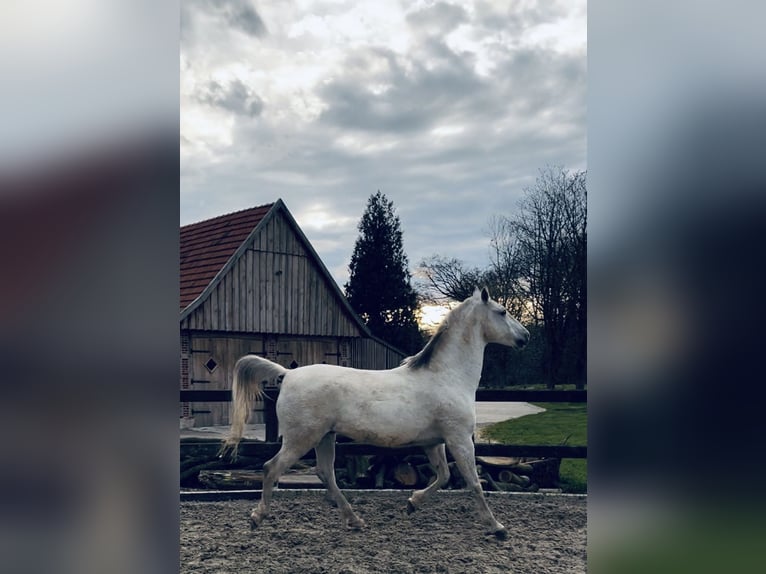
[446, 435, 507, 540]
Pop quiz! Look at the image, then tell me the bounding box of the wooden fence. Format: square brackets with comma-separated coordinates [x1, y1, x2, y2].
[180, 389, 587, 460]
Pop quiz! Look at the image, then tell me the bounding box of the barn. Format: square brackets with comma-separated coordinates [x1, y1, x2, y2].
[180, 199, 406, 427]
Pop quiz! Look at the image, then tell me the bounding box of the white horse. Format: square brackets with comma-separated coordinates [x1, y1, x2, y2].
[221, 287, 530, 539]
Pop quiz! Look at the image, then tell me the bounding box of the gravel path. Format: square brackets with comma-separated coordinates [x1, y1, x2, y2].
[180, 490, 586, 573]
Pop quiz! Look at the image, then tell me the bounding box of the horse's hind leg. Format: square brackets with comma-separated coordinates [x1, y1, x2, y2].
[407, 443, 449, 513]
[314, 433, 339, 507]
[315, 432, 365, 530]
[446, 435, 507, 540]
[250, 440, 310, 529]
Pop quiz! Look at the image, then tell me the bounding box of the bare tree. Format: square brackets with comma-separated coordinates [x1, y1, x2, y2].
[511, 166, 587, 388]
[416, 255, 485, 304]
[417, 166, 586, 390]
[485, 215, 529, 320]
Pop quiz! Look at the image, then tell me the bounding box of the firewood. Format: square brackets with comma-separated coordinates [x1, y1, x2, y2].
[393, 462, 419, 486]
[482, 472, 502, 492]
[497, 469, 514, 483]
[508, 463, 534, 475]
[198, 469, 264, 489]
[497, 470, 530, 486]
[475, 456, 520, 467]
[180, 460, 228, 485]
[514, 474, 531, 487]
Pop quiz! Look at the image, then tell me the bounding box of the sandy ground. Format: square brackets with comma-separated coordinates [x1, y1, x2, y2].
[180, 490, 586, 574]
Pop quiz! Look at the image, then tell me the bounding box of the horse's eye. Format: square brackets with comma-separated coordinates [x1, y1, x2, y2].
[497, 309, 506, 316]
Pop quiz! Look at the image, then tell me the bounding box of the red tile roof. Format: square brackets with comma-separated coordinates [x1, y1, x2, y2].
[180, 203, 273, 311]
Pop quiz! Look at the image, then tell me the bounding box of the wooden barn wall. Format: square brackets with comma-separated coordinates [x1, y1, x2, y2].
[351, 338, 406, 370]
[184, 333, 264, 428]
[185, 332, 401, 427]
[181, 210, 362, 337]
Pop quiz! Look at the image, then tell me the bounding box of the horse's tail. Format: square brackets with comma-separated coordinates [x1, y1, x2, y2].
[219, 355, 287, 459]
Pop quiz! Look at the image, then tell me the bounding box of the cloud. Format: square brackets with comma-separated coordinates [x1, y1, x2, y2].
[405, 2, 468, 36]
[317, 41, 486, 133]
[182, 0, 266, 41]
[221, 0, 267, 37]
[180, 1, 586, 286]
[196, 78, 264, 117]
[473, 0, 569, 35]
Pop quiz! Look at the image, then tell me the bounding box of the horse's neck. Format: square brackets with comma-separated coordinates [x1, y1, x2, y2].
[435, 319, 486, 392]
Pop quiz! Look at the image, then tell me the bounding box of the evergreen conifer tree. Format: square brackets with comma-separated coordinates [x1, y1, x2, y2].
[345, 191, 423, 354]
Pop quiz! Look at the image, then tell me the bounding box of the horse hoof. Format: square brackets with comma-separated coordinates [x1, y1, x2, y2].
[346, 518, 366, 531]
[406, 499, 417, 514]
[249, 513, 262, 530]
[494, 528, 508, 541]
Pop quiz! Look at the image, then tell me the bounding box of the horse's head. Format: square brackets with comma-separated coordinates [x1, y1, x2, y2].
[472, 287, 530, 349]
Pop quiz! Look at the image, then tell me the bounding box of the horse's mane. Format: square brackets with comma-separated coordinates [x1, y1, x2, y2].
[403, 302, 465, 370]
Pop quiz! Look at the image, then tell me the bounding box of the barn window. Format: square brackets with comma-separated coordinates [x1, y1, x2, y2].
[204, 357, 218, 373]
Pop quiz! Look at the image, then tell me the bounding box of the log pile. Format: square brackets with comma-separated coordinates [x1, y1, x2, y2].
[180, 437, 273, 489]
[198, 469, 324, 489]
[181, 438, 561, 491]
[475, 456, 556, 492]
[199, 469, 264, 489]
[334, 454, 560, 491]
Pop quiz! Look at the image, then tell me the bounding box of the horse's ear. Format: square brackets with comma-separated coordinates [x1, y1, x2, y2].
[481, 287, 489, 303]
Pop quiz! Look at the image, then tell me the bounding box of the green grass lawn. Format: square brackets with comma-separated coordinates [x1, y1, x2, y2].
[480, 402, 587, 493]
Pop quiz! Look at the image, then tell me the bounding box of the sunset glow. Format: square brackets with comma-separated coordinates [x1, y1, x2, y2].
[418, 303, 452, 332]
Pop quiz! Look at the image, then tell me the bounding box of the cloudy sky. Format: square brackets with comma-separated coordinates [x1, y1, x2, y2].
[180, 0, 586, 290]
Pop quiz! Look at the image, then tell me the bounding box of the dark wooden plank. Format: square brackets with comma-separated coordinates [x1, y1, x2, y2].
[473, 444, 587, 459]
[223, 272, 231, 331]
[181, 389, 231, 402]
[476, 389, 586, 403]
[235, 251, 243, 331]
[182, 440, 586, 460]
[246, 247, 254, 332]
[335, 443, 586, 459]
[210, 282, 219, 330]
[181, 389, 586, 403]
